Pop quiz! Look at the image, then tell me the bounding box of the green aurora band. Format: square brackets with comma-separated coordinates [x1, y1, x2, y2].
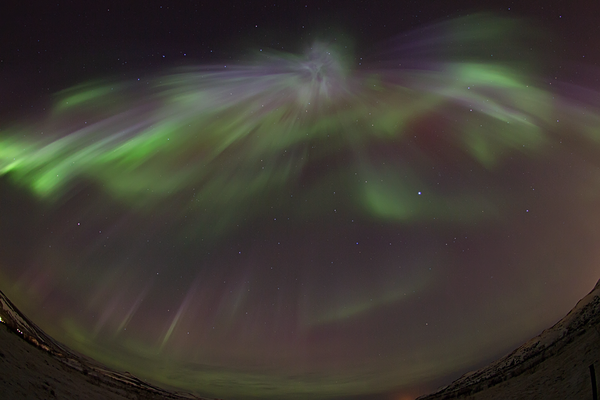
[2, 17, 578, 226]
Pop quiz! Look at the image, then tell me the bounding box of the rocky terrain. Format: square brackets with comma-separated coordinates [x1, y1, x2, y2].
[418, 279, 600, 400]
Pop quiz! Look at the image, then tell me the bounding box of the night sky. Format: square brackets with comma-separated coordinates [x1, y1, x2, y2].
[1, 1, 600, 400]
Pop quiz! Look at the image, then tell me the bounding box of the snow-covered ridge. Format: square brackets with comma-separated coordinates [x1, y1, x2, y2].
[418, 279, 600, 399]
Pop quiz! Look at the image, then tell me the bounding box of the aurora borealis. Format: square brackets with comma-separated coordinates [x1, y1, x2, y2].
[2, 2, 600, 399]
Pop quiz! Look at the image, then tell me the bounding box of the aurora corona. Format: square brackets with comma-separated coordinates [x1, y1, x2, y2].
[1, 14, 600, 400]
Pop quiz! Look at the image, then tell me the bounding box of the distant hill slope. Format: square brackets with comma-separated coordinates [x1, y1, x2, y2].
[0, 289, 210, 400]
[418, 279, 600, 400]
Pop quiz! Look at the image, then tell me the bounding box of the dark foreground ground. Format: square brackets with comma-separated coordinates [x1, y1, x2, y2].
[0, 289, 206, 400]
[1, 280, 599, 400]
[0, 325, 206, 400]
